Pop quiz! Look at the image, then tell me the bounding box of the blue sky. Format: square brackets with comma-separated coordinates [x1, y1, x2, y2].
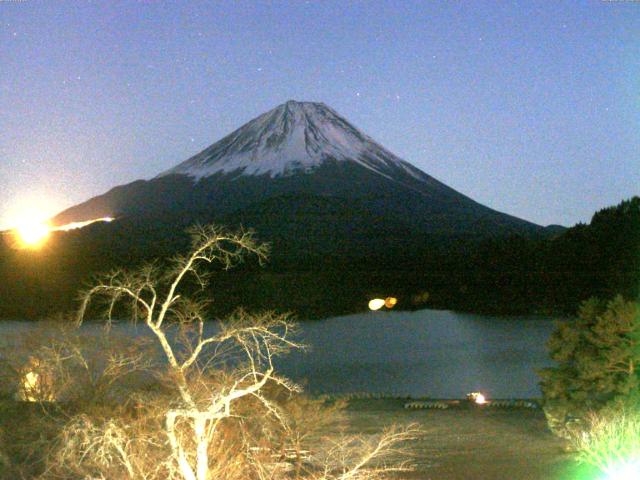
[1, 0, 638, 228]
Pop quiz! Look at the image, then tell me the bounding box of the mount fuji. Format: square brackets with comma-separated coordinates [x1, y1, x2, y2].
[0, 100, 566, 319]
[53, 100, 544, 251]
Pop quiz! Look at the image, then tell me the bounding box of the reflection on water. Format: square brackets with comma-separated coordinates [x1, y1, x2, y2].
[0, 309, 557, 399]
[275, 309, 556, 399]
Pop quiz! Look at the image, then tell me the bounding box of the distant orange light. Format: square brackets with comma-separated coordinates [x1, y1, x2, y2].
[384, 297, 398, 308]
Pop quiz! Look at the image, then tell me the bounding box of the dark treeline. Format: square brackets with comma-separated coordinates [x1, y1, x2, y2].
[0, 197, 638, 320]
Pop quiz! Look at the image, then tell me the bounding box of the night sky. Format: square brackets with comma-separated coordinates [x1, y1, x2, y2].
[1, 1, 638, 229]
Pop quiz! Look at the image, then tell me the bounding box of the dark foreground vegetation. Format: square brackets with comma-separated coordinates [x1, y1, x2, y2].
[0, 395, 588, 480]
[0, 196, 638, 320]
[0, 227, 422, 479]
[0, 221, 638, 479]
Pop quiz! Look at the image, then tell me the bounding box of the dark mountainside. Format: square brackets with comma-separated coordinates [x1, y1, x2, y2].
[0, 101, 637, 319]
[53, 101, 543, 238]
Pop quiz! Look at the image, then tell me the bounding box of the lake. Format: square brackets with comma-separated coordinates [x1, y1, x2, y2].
[0, 309, 558, 399]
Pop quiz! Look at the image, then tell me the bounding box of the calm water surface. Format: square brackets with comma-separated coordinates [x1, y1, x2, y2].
[0, 309, 557, 399]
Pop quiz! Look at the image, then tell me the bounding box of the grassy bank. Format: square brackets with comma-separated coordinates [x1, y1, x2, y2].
[0, 395, 597, 479]
[319, 398, 592, 480]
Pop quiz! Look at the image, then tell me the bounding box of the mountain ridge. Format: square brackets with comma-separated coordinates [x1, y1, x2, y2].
[53, 100, 544, 240]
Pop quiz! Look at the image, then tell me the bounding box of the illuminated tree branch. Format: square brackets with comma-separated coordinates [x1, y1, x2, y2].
[76, 225, 300, 480]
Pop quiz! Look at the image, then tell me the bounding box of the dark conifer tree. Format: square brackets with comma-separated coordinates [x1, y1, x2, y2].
[539, 296, 640, 437]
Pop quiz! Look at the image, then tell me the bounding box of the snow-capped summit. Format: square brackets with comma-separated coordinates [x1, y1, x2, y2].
[54, 100, 545, 240]
[159, 100, 424, 181]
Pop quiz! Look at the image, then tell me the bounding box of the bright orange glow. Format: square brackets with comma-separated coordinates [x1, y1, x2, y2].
[368, 298, 386, 310]
[14, 218, 50, 248]
[384, 297, 398, 308]
[6, 215, 115, 249]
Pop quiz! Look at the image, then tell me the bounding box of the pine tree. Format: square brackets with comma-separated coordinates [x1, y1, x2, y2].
[539, 296, 640, 437]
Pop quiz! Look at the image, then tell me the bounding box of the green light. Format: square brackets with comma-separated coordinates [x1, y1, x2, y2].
[603, 460, 640, 480]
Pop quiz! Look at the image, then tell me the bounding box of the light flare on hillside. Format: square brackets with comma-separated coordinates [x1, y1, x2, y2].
[7, 216, 114, 249]
[54, 217, 114, 231]
[15, 218, 50, 248]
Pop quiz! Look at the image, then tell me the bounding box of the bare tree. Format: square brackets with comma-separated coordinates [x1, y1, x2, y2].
[76, 225, 307, 480]
[67, 224, 423, 480]
[293, 424, 422, 480]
